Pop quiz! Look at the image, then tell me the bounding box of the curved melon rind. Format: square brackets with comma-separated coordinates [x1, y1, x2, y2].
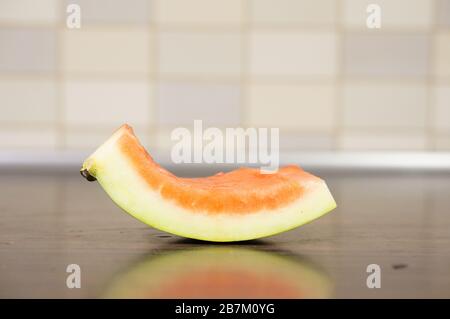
[82, 126, 336, 242]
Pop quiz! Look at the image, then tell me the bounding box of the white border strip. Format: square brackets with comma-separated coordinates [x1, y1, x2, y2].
[1, 150, 450, 171]
[283, 151, 450, 171]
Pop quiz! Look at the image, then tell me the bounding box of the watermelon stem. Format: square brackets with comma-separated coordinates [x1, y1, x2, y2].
[80, 169, 97, 182]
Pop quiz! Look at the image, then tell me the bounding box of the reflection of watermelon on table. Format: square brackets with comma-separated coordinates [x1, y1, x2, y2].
[103, 247, 333, 299]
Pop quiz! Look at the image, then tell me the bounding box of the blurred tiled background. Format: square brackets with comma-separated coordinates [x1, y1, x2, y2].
[0, 0, 450, 153]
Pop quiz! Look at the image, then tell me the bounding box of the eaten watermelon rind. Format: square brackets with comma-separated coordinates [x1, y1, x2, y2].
[82, 125, 337, 242]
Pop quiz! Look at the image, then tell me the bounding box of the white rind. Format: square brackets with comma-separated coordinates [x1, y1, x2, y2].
[86, 138, 336, 242]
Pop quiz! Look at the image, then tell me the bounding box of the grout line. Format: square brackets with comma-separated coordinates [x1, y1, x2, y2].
[336, 27, 436, 35]
[0, 22, 58, 29]
[151, 0, 159, 148]
[55, 0, 65, 151]
[137, 24, 339, 32]
[333, 0, 345, 151]
[426, 0, 438, 151]
[0, 22, 443, 34]
[155, 24, 242, 32]
[0, 74, 60, 80]
[240, 0, 250, 127]
[2, 72, 445, 83]
[0, 121, 435, 134]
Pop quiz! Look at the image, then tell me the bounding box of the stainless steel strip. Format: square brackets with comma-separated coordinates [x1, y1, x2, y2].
[1, 151, 450, 171]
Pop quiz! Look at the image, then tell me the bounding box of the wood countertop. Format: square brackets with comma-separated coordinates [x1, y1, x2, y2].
[0, 170, 449, 298]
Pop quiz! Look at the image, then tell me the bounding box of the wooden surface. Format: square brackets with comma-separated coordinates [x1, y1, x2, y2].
[0, 170, 449, 298]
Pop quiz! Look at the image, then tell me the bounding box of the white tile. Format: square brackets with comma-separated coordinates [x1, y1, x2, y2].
[0, 28, 56, 72]
[155, 0, 242, 25]
[344, 33, 430, 77]
[250, 32, 337, 77]
[438, 0, 450, 28]
[279, 132, 334, 150]
[65, 0, 152, 24]
[154, 126, 243, 161]
[251, 0, 336, 26]
[64, 130, 120, 150]
[434, 32, 450, 78]
[65, 127, 151, 150]
[0, 128, 57, 149]
[63, 28, 151, 74]
[343, 0, 433, 29]
[343, 82, 428, 129]
[0, 79, 57, 123]
[0, 0, 58, 24]
[64, 80, 152, 127]
[434, 85, 450, 132]
[158, 32, 241, 76]
[154, 127, 178, 151]
[157, 82, 241, 126]
[339, 131, 427, 150]
[435, 135, 450, 150]
[248, 83, 336, 131]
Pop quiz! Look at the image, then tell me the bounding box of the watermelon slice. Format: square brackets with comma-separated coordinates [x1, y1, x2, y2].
[81, 125, 336, 242]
